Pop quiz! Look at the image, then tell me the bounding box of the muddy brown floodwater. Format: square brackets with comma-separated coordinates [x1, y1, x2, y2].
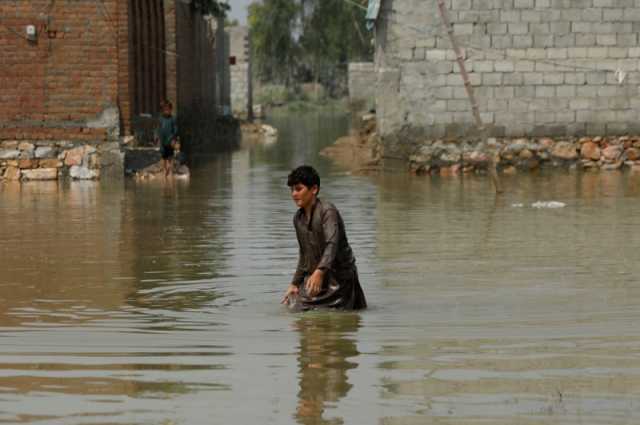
[1, 108, 640, 425]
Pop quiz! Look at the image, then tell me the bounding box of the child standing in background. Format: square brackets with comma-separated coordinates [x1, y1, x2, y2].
[155, 101, 178, 177]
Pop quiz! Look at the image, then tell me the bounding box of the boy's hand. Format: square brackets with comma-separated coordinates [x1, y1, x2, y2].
[305, 269, 324, 297]
[281, 284, 299, 305]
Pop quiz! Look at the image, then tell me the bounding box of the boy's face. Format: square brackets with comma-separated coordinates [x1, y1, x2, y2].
[290, 183, 318, 210]
[162, 105, 172, 116]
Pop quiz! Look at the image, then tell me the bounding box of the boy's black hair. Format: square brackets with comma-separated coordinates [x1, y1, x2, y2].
[287, 165, 320, 191]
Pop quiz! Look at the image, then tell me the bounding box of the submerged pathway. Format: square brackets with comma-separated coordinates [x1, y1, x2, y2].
[1, 109, 639, 425]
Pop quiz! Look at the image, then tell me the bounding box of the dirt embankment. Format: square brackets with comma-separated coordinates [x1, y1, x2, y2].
[320, 114, 382, 174]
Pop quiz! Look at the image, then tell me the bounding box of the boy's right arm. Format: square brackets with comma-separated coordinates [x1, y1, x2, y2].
[291, 246, 305, 287]
[282, 243, 304, 305]
[291, 224, 305, 287]
[280, 284, 299, 304]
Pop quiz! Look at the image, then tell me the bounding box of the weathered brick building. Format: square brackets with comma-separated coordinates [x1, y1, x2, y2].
[0, 0, 218, 180]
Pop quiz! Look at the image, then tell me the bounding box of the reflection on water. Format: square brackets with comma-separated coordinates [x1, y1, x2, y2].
[1, 107, 640, 424]
[295, 313, 360, 425]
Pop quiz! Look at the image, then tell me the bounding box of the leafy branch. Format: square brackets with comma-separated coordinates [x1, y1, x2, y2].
[191, 0, 230, 18]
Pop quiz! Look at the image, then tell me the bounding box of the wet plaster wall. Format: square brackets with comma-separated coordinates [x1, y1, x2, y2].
[374, 0, 640, 158]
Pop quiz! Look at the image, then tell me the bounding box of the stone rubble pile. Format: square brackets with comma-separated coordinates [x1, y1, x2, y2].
[132, 161, 190, 180]
[409, 135, 640, 176]
[0, 140, 114, 181]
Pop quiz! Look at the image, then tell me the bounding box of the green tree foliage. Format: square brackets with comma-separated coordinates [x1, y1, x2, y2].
[299, 0, 372, 93]
[225, 18, 240, 27]
[192, 0, 230, 17]
[249, 0, 300, 85]
[249, 0, 372, 92]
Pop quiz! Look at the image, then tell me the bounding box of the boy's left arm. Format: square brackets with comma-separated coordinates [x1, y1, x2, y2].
[305, 209, 339, 296]
[317, 208, 339, 271]
[282, 224, 305, 304]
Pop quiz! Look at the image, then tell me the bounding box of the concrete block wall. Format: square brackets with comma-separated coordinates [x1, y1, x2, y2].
[375, 0, 640, 154]
[348, 62, 377, 109]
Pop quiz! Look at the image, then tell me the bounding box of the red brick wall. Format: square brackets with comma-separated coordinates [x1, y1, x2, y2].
[0, 1, 218, 144]
[0, 0, 127, 141]
[118, 0, 133, 136]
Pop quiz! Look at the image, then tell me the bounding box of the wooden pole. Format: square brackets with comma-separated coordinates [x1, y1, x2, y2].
[436, 0, 503, 193]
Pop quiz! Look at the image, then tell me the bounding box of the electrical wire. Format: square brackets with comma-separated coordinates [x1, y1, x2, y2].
[0, 0, 58, 41]
[94, 0, 182, 57]
[0, 16, 31, 41]
[95, 0, 118, 35]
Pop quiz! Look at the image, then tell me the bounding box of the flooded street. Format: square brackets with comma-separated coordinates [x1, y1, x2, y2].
[1, 108, 640, 425]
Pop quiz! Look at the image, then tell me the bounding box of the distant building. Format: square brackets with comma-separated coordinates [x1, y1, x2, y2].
[228, 26, 253, 120]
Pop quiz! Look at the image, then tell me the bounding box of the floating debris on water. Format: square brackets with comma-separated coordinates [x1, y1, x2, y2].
[511, 201, 566, 208]
[531, 201, 566, 209]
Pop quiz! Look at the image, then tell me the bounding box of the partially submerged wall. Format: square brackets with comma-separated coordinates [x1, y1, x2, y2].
[0, 141, 123, 181]
[374, 0, 640, 158]
[0, 0, 127, 181]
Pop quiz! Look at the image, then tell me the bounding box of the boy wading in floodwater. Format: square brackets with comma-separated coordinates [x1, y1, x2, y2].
[281, 166, 367, 311]
[155, 101, 178, 177]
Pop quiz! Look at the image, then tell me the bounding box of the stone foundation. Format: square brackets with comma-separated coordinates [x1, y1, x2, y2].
[409, 135, 640, 176]
[0, 141, 123, 182]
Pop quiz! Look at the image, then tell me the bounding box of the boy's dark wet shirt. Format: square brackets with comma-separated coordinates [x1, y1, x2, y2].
[289, 198, 366, 311]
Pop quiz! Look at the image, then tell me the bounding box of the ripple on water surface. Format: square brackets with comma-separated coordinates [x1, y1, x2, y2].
[1, 112, 640, 424]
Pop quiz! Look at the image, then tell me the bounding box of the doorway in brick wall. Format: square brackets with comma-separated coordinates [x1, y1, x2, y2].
[129, 0, 167, 145]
